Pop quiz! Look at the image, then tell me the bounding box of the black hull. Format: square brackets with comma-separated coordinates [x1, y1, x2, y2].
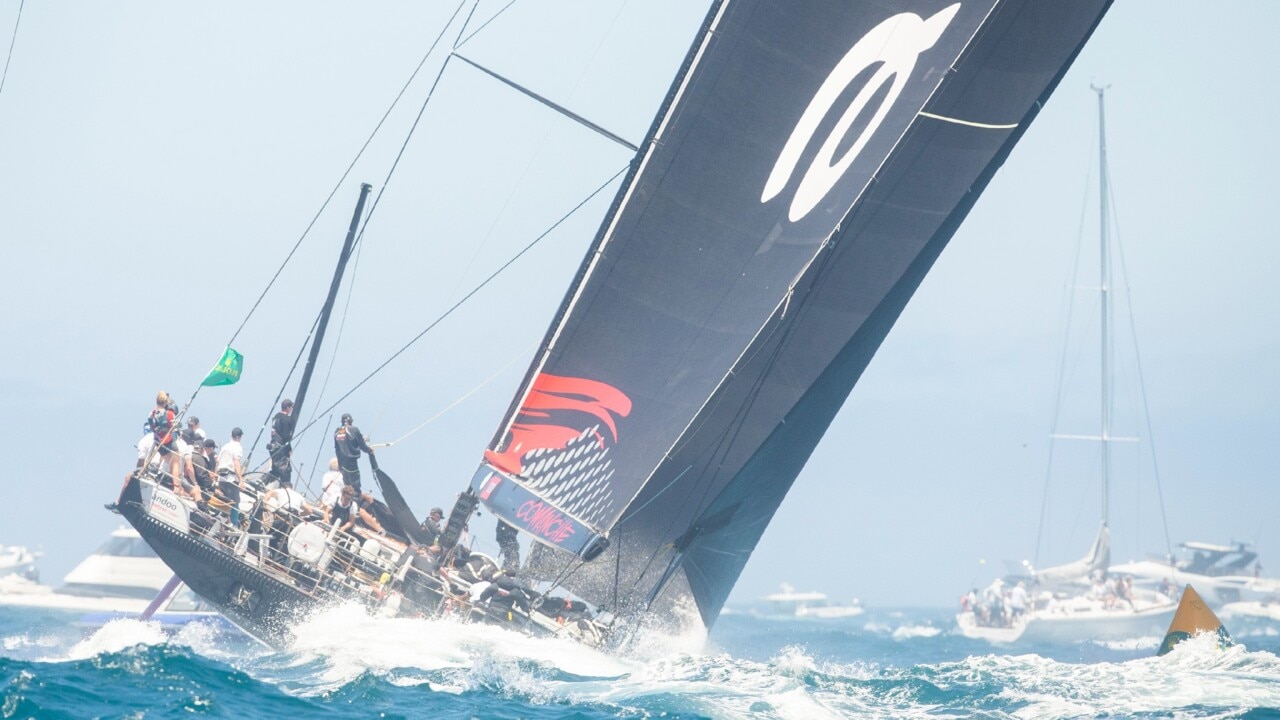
[119, 475, 332, 645]
[117, 474, 577, 648]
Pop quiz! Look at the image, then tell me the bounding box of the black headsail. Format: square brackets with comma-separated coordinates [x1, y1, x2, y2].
[470, 0, 1113, 628]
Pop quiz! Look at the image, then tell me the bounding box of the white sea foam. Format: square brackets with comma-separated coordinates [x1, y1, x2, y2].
[771, 644, 818, 676]
[617, 595, 710, 660]
[223, 605, 1280, 718]
[957, 633, 1280, 719]
[578, 650, 849, 719]
[280, 602, 637, 695]
[265, 604, 875, 717]
[1090, 635, 1161, 651]
[63, 618, 167, 661]
[891, 623, 942, 640]
[860, 618, 942, 640]
[2, 632, 60, 653]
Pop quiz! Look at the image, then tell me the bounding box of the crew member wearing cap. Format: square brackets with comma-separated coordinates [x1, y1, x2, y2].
[186, 416, 206, 442]
[192, 438, 218, 494]
[333, 413, 375, 493]
[421, 507, 444, 545]
[269, 398, 295, 485]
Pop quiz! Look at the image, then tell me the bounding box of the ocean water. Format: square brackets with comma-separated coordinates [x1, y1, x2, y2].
[2, 604, 1278, 719]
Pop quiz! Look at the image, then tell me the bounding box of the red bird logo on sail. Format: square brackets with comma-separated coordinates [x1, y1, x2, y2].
[485, 373, 632, 476]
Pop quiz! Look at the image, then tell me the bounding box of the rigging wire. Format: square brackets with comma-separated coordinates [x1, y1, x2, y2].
[177, 0, 631, 485]
[456, 0, 519, 49]
[373, 1, 627, 413]
[251, 5, 470, 465]
[306, 237, 364, 433]
[381, 340, 536, 448]
[0, 0, 22, 100]
[445, 0, 635, 305]
[224, 0, 469, 354]
[448, 86, 619, 299]
[167, 1, 470, 453]
[1033, 152, 1094, 568]
[247, 312, 322, 464]
[453, 0, 481, 48]
[1108, 168, 1174, 560]
[303, 414, 335, 497]
[292, 164, 629, 439]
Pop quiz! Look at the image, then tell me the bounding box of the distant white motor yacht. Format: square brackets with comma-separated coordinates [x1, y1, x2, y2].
[1111, 541, 1280, 605]
[0, 544, 41, 582]
[1220, 599, 1280, 625]
[760, 583, 864, 619]
[0, 527, 172, 613]
[0, 527, 234, 636]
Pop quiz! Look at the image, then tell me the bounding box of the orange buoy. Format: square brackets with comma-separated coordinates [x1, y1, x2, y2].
[1157, 584, 1233, 656]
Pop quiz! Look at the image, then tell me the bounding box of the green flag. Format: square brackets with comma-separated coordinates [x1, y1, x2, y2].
[201, 347, 244, 387]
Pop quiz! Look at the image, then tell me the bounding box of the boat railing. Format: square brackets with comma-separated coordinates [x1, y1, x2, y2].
[132, 470, 610, 643]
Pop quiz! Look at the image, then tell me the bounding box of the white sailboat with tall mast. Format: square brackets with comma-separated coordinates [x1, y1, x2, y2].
[957, 87, 1176, 644]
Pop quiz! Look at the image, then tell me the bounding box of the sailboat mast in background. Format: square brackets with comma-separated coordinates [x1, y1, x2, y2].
[1094, 84, 1113, 528]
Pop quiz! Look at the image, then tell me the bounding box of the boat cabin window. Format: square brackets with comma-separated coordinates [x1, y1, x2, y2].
[95, 536, 159, 558]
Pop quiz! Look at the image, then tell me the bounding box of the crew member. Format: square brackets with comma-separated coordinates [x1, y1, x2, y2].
[334, 413, 375, 493]
[217, 427, 246, 526]
[269, 398, 294, 485]
[421, 507, 444, 546]
[148, 391, 182, 484]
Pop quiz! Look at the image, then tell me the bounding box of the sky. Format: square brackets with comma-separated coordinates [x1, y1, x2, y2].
[0, 1, 1275, 610]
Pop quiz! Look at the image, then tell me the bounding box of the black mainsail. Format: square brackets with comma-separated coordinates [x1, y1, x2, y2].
[470, 0, 1113, 629]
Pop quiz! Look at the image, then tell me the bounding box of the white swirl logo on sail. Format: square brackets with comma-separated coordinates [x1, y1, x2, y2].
[761, 4, 961, 222]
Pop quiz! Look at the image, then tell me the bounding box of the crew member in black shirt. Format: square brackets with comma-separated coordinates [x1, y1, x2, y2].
[420, 507, 444, 546]
[334, 412, 375, 493]
[328, 484, 360, 536]
[269, 398, 294, 485]
[192, 438, 218, 494]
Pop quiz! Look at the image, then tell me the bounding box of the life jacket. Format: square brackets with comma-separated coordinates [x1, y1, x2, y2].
[150, 407, 175, 444]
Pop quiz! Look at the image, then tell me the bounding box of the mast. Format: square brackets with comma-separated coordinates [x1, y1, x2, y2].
[144, 183, 371, 623]
[289, 182, 373, 438]
[1093, 85, 1111, 527]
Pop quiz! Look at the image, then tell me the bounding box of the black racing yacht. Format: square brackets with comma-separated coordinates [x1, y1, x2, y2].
[120, 0, 1114, 649]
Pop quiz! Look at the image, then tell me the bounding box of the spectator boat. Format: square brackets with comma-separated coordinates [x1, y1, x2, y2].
[760, 584, 863, 619]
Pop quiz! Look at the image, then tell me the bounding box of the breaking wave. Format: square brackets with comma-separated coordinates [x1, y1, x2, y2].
[2, 607, 1279, 719]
